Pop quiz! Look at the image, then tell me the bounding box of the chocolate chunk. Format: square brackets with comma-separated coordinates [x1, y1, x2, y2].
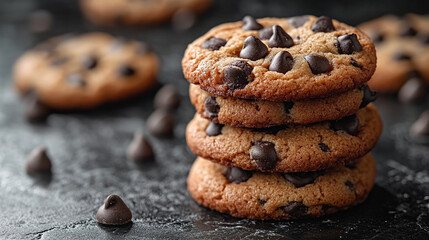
[250, 141, 277, 170]
[204, 96, 220, 119]
[242, 16, 263, 30]
[370, 32, 384, 45]
[146, 110, 175, 137]
[225, 167, 252, 184]
[336, 34, 362, 54]
[202, 37, 227, 50]
[393, 52, 412, 61]
[410, 110, 429, 136]
[269, 51, 293, 74]
[400, 23, 417, 37]
[223, 60, 253, 90]
[118, 64, 136, 77]
[398, 77, 427, 103]
[318, 143, 330, 152]
[330, 114, 360, 136]
[305, 55, 331, 74]
[268, 25, 294, 48]
[126, 132, 154, 163]
[136, 42, 151, 55]
[345, 180, 354, 190]
[25, 147, 52, 174]
[50, 56, 68, 66]
[206, 122, 223, 136]
[24, 91, 51, 122]
[280, 201, 308, 217]
[240, 36, 268, 61]
[82, 55, 98, 70]
[418, 33, 429, 45]
[345, 162, 356, 169]
[351, 58, 362, 69]
[96, 194, 132, 225]
[284, 102, 294, 114]
[312, 16, 335, 33]
[288, 15, 309, 28]
[154, 85, 181, 110]
[67, 73, 86, 87]
[360, 85, 377, 108]
[251, 125, 285, 135]
[282, 171, 323, 188]
[258, 27, 273, 40]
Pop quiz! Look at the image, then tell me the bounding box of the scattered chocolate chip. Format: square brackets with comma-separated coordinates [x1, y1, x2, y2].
[25, 147, 52, 174]
[136, 42, 151, 55]
[259, 199, 266, 205]
[258, 27, 273, 40]
[398, 77, 427, 103]
[117, 64, 136, 77]
[410, 110, 429, 136]
[67, 73, 86, 87]
[370, 32, 384, 45]
[345, 180, 354, 190]
[288, 15, 309, 28]
[351, 58, 362, 69]
[269, 51, 293, 74]
[127, 132, 154, 163]
[82, 55, 98, 70]
[345, 162, 356, 169]
[336, 34, 362, 54]
[393, 52, 412, 61]
[251, 125, 285, 135]
[154, 85, 181, 110]
[318, 143, 330, 152]
[225, 167, 252, 184]
[268, 25, 294, 48]
[417, 33, 429, 45]
[305, 55, 331, 74]
[171, 8, 196, 32]
[146, 110, 175, 137]
[202, 37, 227, 51]
[223, 60, 253, 90]
[284, 102, 294, 114]
[330, 114, 360, 136]
[250, 141, 277, 170]
[204, 96, 220, 118]
[50, 56, 68, 66]
[240, 36, 268, 61]
[282, 171, 323, 188]
[280, 201, 308, 217]
[242, 16, 263, 31]
[399, 23, 417, 37]
[206, 122, 223, 136]
[312, 16, 335, 33]
[28, 10, 53, 33]
[24, 91, 51, 122]
[360, 85, 377, 108]
[96, 194, 132, 225]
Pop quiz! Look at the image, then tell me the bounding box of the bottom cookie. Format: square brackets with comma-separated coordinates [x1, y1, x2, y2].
[187, 154, 376, 220]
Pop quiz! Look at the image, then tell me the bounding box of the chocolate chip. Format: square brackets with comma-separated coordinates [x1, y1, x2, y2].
[393, 52, 412, 61]
[96, 194, 132, 225]
[154, 85, 181, 110]
[25, 147, 52, 174]
[50, 56, 68, 66]
[351, 58, 362, 69]
[126, 132, 154, 163]
[370, 32, 384, 45]
[204, 96, 220, 118]
[240, 36, 268, 61]
[345, 180, 354, 190]
[312, 16, 335, 33]
[336, 34, 362, 54]
[136, 42, 151, 55]
[330, 114, 360, 136]
[400, 23, 417, 37]
[269, 51, 293, 74]
[67, 73, 86, 87]
[118, 64, 136, 77]
[284, 102, 294, 114]
[146, 110, 175, 137]
[259, 199, 266, 205]
[225, 167, 252, 184]
[398, 77, 427, 103]
[242, 16, 263, 31]
[410, 110, 429, 136]
[223, 60, 253, 90]
[282, 171, 323, 188]
[418, 33, 429, 45]
[82, 55, 98, 70]
[251, 125, 285, 135]
[206, 122, 223, 136]
[258, 27, 273, 40]
[250, 141, 277, 170]
[24, 91, 51, 122]
[360, 85, 377, 108]
[280, 201, 308, 217]
[268, 25, 294, 48]
[288, 15, 309, 28]
[202, 37, 227, 50]
[305, 55, 331, 74]
[345, 162, 356, 169]
[318, 143, 330, 152]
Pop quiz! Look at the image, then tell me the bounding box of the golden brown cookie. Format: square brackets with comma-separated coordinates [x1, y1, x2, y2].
[187, 154, 376, 220]
[186, 104, 382, 172]
[182, 16, 376, 101]
[13, 33, 158, 110]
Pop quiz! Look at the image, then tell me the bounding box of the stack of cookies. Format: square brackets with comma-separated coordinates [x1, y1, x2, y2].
[182, 15, 382, 220]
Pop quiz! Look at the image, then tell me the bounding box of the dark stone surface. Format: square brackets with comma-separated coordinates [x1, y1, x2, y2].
[0, 0, 428, 239]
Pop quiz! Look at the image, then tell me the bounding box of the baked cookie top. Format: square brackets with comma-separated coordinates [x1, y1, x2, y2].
[187, 154, 376, 220]
[186, 104, 382, 172]
[182, 16, 376, 101]
[14, 33, 158, 109]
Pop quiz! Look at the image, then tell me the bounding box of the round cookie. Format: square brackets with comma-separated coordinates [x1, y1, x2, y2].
[187, 154, 376, 220]
[358, 14, 429, 93]
[80, 0, 212, 26]
[186, 104, 382, 172]
[182, 15, 376, 101]
[190, 83, 377, 128]
[14, 33, 158, 109]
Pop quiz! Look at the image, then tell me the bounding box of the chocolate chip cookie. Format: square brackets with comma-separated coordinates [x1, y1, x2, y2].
[182, 16, 376, 101]
[187, 154, 376, 220]
[190, 84, 376, 128]
[14, 33, 158, 109]
[186, 104, 382, 172]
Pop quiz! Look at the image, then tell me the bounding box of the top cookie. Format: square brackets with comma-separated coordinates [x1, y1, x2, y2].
[182, 16, 376, 101]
